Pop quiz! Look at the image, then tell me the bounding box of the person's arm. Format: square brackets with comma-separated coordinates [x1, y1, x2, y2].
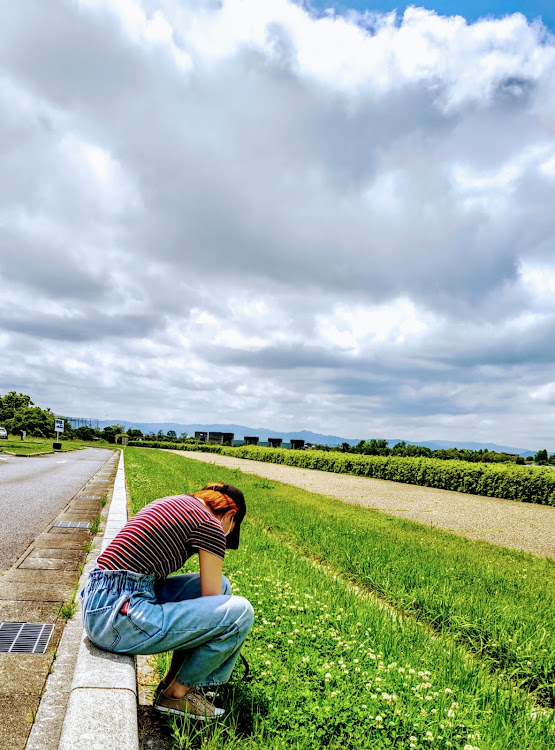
[199, 549, 224, 596]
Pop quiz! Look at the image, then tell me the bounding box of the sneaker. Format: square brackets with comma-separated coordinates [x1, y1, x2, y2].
[152, 679, 168, 702]
[153, 679, 215, 702]
[154, 688, 224, 720]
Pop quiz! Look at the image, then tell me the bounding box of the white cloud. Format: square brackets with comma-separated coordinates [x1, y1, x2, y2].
[519, 263, 555, 304]
[317, 298, 441, 354]
[1, 0, 555, 448]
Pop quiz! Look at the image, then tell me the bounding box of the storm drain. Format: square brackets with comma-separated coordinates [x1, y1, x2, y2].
[0, 622, 55, 654]
[53, 521, 91, 529]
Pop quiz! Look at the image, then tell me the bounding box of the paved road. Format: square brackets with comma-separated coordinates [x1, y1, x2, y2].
[0, 447, 113, 572]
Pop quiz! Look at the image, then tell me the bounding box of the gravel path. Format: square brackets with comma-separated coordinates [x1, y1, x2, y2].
[172, 451, 555, 560]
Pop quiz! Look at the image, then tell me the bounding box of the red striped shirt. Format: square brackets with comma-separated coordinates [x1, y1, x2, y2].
[96, 495, 226, 579]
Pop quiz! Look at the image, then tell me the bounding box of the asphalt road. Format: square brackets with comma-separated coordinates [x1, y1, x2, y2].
[0, 447, 113, 573]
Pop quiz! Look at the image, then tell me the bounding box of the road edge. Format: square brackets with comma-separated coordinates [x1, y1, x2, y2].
[26, 449, 138, 750]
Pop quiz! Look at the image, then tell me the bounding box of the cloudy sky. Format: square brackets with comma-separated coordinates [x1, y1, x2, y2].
[1, 0, 554, 449]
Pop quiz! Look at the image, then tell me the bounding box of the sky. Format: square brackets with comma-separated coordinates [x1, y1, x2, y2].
[313, 1, 555, 28]
[1, 0, 554, 450]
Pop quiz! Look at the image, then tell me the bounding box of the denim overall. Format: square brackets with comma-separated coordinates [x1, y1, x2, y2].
[81, 568, 254, 687]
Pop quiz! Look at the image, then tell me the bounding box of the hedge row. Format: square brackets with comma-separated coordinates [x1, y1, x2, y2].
[127, 441, 555, 505]
[127, 441, 222, 453]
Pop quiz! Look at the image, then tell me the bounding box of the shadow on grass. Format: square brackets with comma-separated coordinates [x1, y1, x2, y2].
[165, 681, 271, 749]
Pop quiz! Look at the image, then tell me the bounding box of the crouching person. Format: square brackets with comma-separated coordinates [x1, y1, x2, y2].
[81, 482, 253, 720]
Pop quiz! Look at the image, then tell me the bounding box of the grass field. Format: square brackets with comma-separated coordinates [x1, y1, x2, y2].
[126, 442, 555, 505]
[124, 447, 555, 749]
[0, 436, 113, 454]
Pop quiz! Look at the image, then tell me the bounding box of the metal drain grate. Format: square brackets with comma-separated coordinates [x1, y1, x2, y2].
[53, 521, 91, 529]
[0, 622, 55, 654]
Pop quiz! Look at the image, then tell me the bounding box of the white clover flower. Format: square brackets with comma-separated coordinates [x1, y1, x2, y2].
[375, 715, 383, 724]
[325, 673, 332, 680]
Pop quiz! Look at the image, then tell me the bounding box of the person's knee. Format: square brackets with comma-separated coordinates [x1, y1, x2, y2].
[221, 575, 232, 595]
[232, 595, 254, 633]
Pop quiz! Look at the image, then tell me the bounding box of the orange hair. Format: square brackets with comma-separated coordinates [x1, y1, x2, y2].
[194, 489, 239, 516]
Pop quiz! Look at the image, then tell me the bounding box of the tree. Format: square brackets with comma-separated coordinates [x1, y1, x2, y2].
[180, 432, 188, 439]
[356, 439, 390, 456]
[127, 429, 143, 439]
[167, 430, 177, 440]
[6, 406, 54, 437]
[0, 391, 34, 422]
[534, 449, 548, 465]
[74, 425, 100, 441]
[390, 441, 407, 456]
[101, 424, 125, 444]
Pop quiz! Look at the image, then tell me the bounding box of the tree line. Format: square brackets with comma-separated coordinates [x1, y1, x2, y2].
[312, 438, 555, 466]
[0, 394, 197, 444]
[1, 391, 553, 463]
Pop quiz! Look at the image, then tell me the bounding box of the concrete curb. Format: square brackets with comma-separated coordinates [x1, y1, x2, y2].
[56, 450, 139, 750]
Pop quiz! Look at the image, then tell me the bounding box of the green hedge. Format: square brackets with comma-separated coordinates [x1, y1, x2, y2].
[127, 441, 223, 453]
[127, 442, 555, 505]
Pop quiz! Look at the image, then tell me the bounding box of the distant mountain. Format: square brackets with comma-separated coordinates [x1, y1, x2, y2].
[87, 419, 537, 456]
[93, 420, 357, 445]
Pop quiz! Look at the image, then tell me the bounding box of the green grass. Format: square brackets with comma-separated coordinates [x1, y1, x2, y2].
[124, 449, 555, 705]
[125, 449, 555, 704]
[128, 443, 555, 505]
[123, 448, 554, 748]
[0, 436, 113, 454]
[59, 600, 79, 621]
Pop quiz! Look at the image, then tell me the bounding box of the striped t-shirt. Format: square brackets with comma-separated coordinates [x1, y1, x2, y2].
[96, 494, 226, 579]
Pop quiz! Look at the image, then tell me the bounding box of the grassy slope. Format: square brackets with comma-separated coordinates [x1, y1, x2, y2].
[124, 448, 554, 749]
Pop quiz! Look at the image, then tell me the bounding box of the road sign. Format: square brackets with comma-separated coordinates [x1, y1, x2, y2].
[54, 419, 64, 433]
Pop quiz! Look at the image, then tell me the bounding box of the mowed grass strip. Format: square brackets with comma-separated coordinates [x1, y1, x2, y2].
[0, 436, 105, 453]
[124, 448, 554, 750]
[125, 448, 555, 708]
